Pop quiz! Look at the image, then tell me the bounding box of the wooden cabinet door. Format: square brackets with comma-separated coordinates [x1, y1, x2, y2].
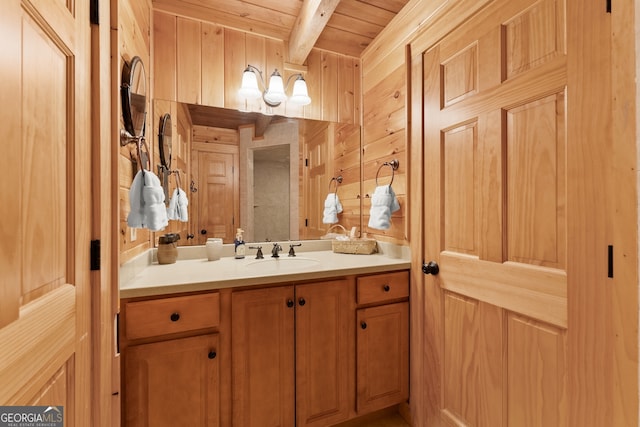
[295, 279, 351, 427]
[0, 0, 92, 423]
[409, 0, 615, 424]
[356, 302, 409, 414]
[124, 334, 220, 427]
[232, 286, 295, 427]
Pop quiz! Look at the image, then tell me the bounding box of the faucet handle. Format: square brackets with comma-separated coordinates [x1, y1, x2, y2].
[249, 246, 264, 259]
[271, 243, 282, 258]
[288, 243, 302, 257]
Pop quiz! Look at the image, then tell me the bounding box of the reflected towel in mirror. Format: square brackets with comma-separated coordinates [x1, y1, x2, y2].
[167, 187, 189, 222]
[322, 193, 343, 224]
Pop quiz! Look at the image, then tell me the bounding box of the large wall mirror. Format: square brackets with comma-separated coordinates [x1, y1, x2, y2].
[168, 104, 361, 246]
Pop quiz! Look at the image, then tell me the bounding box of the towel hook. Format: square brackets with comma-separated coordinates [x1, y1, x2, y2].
[375, 159, 399, 186]
[328, 175, 343, 192]
[136, 136, 150, 172]
[172, 170, 183, 191]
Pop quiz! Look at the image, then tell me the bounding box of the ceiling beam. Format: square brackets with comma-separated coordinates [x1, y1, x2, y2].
[288, 0, 341, 65]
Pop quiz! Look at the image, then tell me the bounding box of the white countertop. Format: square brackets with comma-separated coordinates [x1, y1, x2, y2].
[120, 242, 411, 299]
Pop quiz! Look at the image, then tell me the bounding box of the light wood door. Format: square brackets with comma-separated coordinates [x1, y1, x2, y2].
[356, 302, 409, 415]
[0, 0, 92, 423]
[193, 148, 239, 244]
[124, 334, 220, 426]
[303, 122, 332, 238]
[232, 286, 295, 427]
[413, 0, 571, 424]
[295, 279, 351, 427]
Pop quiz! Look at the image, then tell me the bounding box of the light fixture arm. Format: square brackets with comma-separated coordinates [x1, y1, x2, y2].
[244, 64, 266, 88]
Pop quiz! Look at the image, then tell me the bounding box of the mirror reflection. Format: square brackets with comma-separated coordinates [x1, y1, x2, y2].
[161, 103, 361, 246]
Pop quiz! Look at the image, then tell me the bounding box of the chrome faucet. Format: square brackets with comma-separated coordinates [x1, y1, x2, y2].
[271, 243, 283, 258]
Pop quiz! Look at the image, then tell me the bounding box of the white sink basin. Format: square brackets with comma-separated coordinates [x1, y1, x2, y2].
[245, 256, 320, 273]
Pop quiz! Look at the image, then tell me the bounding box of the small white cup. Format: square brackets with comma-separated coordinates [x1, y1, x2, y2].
[205, 238, 223, 261]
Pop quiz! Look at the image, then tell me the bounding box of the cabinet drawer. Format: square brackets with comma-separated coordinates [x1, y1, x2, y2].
[125, 293, 220, 340]
[357, 271, 409, 304]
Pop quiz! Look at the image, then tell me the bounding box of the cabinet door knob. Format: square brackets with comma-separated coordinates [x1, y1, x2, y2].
[298, 297, 306, 306]
[286, 299, 294, 308]
[200, 229, 207, 235]
[383, 284, 390, 292]
[208, 351, 217, 359]
[170, 312, 180, 322]
[361, 321, 367, 330]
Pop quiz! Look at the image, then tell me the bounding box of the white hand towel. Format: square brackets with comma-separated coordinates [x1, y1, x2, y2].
[322, 193, 343, 224]
[142, 170, 169, 231]
[127, 170, 145, 228]
[368, 185, 400, 230]
[167, 188, 189, 222]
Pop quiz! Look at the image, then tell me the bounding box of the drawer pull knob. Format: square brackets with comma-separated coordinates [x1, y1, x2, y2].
[170, 312, 180, 322]
[286, 299, 294, 308]
[361, 321, 367, 330]
[208, 351, 217, 359]
[298, 297, 306, 306]
[383, 284, 390, 292]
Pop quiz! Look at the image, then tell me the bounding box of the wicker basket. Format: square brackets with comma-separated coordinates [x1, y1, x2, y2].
[331, 238, 378, 255]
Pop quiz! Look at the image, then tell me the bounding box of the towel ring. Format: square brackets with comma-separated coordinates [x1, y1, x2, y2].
[375, 159, 399, 186]
[328, 175, 343, 192]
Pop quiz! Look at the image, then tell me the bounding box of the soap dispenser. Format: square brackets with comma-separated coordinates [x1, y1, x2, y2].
[234, 228, 246, 259]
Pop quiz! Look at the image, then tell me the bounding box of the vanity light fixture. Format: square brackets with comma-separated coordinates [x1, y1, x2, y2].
[239, 65, 311, 107]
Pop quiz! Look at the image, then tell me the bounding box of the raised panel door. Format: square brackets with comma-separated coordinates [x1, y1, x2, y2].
[356, 302, 409, 414]
[414, 0, 570, 424]
[124, 334, 220, 427]
[295, 279, 351, 427]
[231, 286, 295, 427]
[0, 1, 92, 425]
[195, 149, 238, 244]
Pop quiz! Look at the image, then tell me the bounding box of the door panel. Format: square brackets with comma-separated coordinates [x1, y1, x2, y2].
[418, 0, 568, 424]
[0, 1, 91, 423]
[195, 149, 238, 243]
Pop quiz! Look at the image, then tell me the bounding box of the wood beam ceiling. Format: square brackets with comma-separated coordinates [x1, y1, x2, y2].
[288, 0, 341, 65]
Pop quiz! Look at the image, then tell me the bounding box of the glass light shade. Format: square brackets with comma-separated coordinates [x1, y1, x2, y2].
[239, 69, 262, 99]
[264, 71, 287, 104]
[289, 77, 311, 106]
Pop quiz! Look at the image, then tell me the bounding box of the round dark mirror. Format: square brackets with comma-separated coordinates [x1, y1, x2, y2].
[121, 56, 147, 138]
[158, 113, 172, 169]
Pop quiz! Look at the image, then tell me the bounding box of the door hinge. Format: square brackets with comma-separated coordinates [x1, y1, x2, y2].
[606, 0, 611, 12]
[608, 245, 614, 278]
[90, 0, 99, 24]
[90, 239, 100, 271]
[115, 312, 120, 354]
[305, 158, 309, 167]
[305, 218, 309, 227]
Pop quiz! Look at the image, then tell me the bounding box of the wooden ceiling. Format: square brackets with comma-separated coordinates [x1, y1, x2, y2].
[153, 0, 410, 60]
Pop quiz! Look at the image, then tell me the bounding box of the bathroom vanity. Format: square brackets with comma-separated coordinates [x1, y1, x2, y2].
[119, 246, 410, 426]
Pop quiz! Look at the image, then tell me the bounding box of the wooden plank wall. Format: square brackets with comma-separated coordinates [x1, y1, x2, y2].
[152, 10, 361, 125]
[119, 0, 153, 264]
[360, 0, 449, 244]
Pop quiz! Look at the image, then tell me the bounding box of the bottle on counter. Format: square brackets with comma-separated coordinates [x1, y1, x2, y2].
[234, 228, 246, 259]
